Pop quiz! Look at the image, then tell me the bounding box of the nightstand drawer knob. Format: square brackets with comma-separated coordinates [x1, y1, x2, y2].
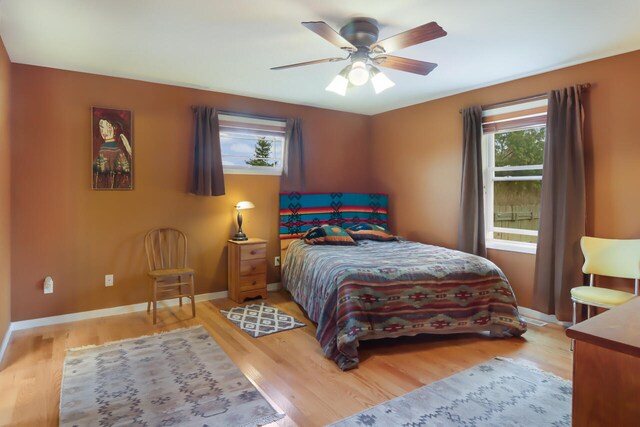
[252, 280, 257, 285]
[250, 250, 256, 255]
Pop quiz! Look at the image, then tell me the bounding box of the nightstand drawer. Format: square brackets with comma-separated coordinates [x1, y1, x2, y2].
[239, 274, 266, 291]
[240, 259, 267, 276]
[241, 244, 266, 260]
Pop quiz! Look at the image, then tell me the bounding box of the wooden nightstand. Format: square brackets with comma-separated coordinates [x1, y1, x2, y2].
[227, 238, 267, 303]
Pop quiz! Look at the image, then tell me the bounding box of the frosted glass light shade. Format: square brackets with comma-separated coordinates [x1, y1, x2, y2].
[325, 74, 348, 96]
[235, 200, 255, 210]
[370, 68, 395, 94]
[348, 61, 369, 86]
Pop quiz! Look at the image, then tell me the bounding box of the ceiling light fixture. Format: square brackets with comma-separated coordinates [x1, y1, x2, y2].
[325, 63, 396, 96]
[325, 66, 350, 96]
[347, 61, 369, 86]
[370, 66, 395, 94]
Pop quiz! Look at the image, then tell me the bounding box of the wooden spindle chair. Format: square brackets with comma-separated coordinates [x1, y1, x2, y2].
[144, 228, 196, 324]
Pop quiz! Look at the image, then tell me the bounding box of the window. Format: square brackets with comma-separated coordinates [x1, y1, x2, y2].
[219, 113, 287, 175]
[482, 99, 547, 254]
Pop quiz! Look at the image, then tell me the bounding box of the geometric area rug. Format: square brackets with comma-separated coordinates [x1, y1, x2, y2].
[221, 302, 305, 338]
[329, 358, 572, 427]
[59, 326, 284, 427]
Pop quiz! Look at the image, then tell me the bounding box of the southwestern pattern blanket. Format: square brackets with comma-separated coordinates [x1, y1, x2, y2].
[282, 240, 527, 370]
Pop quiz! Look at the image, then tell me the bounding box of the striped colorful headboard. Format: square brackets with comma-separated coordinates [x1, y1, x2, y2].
[279, 192, 389, 239]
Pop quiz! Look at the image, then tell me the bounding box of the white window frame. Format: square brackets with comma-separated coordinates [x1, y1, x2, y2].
[219, 113, 287, 176]
[483, 100, 547, 255]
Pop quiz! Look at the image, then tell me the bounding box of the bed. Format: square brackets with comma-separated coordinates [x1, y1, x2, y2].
[280, 192, 527, 370]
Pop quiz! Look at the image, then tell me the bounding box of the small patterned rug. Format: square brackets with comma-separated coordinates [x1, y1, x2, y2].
[59, 326, 283, 427]
[221, 302, 306, 338]
[329, 358, 572, 427]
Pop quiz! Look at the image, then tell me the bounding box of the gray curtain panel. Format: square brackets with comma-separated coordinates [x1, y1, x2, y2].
[533, 86, 586, 321]
[457, 106, 487, 257]
[281, 118, 305, 192]
[190, 106, 225, 196]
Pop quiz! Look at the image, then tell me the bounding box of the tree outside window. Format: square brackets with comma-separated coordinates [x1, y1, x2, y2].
[245, 137, 277, 167]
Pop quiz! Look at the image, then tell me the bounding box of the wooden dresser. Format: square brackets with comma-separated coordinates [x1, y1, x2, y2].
[566, 298, 640, 426]
[227, 238, 267, 303]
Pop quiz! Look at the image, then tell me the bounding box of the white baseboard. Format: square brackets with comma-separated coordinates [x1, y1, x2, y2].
[0, 322, 14, 366]
[267, 282, 281, 292]
[11, 282, 282, 332]
[519, 306, 572, 327]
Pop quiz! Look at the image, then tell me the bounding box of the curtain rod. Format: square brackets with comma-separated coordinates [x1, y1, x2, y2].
[218, 109, 289, 123]
[458, 83, 591, 114]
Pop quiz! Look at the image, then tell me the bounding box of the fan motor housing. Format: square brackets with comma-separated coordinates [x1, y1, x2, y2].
[340, 18, 379, 47]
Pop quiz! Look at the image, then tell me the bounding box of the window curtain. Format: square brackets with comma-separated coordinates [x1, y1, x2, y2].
[532, 86, 586, 321]
[280, 118, 305, 192]
[457, 106, 487, 257]
[190, 106, 225, 196]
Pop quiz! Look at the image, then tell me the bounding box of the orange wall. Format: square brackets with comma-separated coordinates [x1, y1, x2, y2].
[371, 50, 640, 309]
[0, 38, 11, 341]
[10, 49, 640, 321]
[11, 65, 372, 321]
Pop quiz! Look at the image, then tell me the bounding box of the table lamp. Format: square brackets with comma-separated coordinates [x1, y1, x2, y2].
[232, 201, 255, 241]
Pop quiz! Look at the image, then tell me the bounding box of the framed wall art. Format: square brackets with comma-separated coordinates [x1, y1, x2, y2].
[91, 107, 133, 190]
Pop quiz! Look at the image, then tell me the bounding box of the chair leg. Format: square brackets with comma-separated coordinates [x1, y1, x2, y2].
[571, 300, 577, 351]
[153, 281, 158, 325]
[178, 275, 183, 307]
[147, 279, 152, 313]
[190, 275, 196, 318]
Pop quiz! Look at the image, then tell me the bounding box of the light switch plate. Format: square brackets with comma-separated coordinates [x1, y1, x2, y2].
[105, 274, 114, 287]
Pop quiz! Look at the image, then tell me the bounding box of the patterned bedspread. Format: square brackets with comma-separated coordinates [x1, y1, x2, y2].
[282, 239, 527, 370]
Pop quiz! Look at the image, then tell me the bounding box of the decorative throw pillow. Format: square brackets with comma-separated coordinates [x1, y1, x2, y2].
[302, 225, 357, 246]
[346, 223, 398, 241]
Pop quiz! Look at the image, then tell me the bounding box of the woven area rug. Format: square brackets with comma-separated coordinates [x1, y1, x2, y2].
[221, 302, 305, 338]
[329, 358, 572, 427]
[59, 326, 283, 427]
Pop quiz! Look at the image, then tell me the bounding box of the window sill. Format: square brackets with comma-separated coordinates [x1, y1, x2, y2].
[486, 239, 537, 255]
[223, 168, 282, 176]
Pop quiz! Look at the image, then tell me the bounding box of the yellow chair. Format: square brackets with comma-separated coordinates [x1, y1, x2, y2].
[144, 228, 196, 324]
[571, 237, 640, 330]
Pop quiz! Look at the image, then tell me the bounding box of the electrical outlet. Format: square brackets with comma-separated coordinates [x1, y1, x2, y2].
[44, 276, 54, 294]
[105, 274, 114, 287]
[274, 256, 280, 267]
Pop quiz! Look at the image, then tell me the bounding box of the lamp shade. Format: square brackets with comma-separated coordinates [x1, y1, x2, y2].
[235, 201, 255, 210]
[326, 67, 349, 96]
[370, 67, 395, 94]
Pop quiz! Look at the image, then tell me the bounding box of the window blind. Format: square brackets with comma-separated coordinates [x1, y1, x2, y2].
[482, 98, 548, 134]
[218, 114, 286, 138]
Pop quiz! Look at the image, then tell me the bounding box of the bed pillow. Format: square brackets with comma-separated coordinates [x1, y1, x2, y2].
[346, 223, 398, 241]
[302, 225, 357, 246]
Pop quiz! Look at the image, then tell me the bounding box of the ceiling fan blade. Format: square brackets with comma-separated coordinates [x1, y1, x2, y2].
[302, 21, 357, 51]
[371, 22, 446, 53]
[373, 55, 438, 76]
[270, 57, 347, 70]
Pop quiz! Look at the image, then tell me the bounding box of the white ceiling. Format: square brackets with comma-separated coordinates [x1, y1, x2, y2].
[1, 0, 639, 115]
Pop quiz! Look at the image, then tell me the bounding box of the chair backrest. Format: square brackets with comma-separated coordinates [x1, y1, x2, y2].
[581, 236, 640, 280]
[144, 228, 188, 271]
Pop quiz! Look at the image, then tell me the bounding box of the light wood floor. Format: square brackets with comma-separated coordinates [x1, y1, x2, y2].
[0, 290, 573, 427]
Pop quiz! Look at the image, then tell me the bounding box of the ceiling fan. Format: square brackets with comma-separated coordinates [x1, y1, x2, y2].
[271, 18, 447, 95]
